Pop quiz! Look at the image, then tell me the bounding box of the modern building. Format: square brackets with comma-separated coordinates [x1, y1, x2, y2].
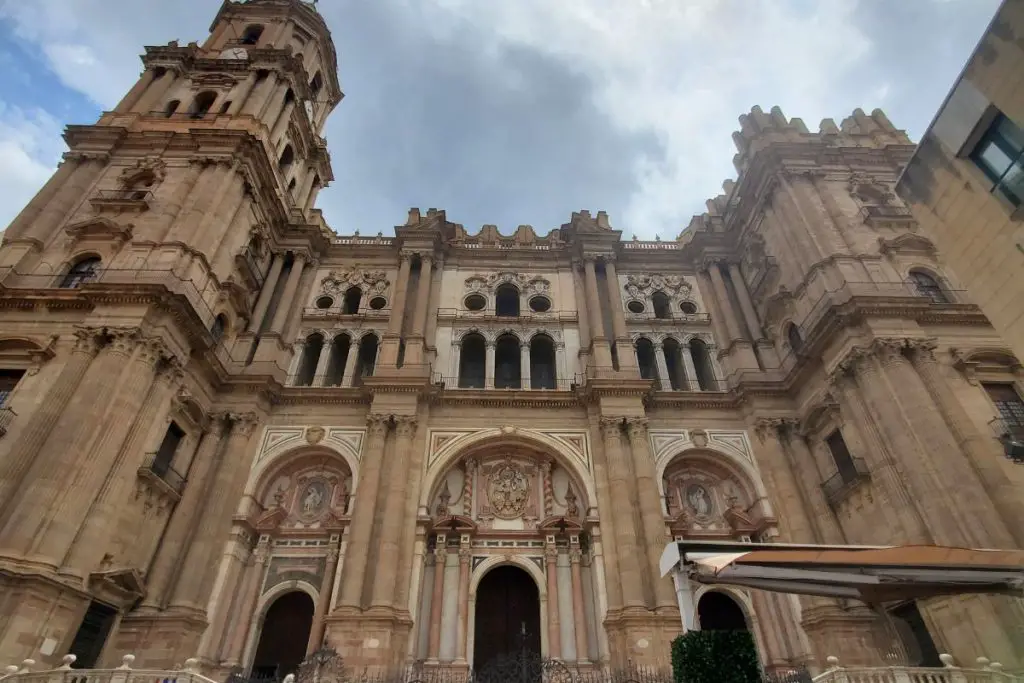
[897, 0, 1024, 366]
[1, 0, 1023, 678]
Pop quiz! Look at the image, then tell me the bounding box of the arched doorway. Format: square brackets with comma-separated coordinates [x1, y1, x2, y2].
[473, 565, 541, 669]
[697, 591, 748, 631]
[251, 591, 315, 680]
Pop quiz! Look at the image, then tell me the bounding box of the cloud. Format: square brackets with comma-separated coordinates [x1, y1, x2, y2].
[0, 103, 65, 229]
[0, 0, 1003, 239]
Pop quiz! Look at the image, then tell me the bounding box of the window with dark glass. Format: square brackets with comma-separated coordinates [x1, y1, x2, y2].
[60, 257, 101, 289]
[0, 369, 25, 407]
[153, 422, 185, 475]
[908, 271, 949, 304]
[970, 113, 1024, 207]
[984, 383, 1024, 432]
[825, 429, 857, 481]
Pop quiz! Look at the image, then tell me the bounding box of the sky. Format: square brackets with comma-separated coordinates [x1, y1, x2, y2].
[0, 0, 1002, 240]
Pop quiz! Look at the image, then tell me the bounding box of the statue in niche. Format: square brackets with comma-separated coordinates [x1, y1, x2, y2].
[565, 484, 579, 518]
[436, 480, 452, 517]
[299, 480, 329, 516]
[686, 484, 713, 517]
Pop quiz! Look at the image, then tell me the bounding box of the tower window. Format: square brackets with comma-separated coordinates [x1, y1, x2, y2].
[279, 145, 295, 174]
[309, 72, 323, 99]
[189, 91, 217, 119]
[908, 270, 949, 304]
[59, 257, 101, 289]
[825, 429, 858, 482]
[786, 323, 803, 352]
[0, 370, 25, 407]
[164, 100, 180, 117]
[241, 24, 264, 46]
[652, 291, 672, 319]
[495, 283, 520, 317]
[210, 314, 228, 343]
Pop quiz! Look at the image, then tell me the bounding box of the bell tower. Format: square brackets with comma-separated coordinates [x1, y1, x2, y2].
[0, 0, 341, 671]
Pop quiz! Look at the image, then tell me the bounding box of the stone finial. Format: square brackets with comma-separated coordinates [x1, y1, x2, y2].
[819, 118, 840, 135]
[976, 657, 991, 670]
[118, 654, 136, 670]
[596, 210, 610, 229]
[184, 658, 201, 674]
[5, 665, 19, 675]
[18, 660, 35, 673]
[284, 675, 296, 683]
[991, 662, 1004, 672]
[406, 208, 421, 225]
[58, 655, 77, 670]
[825, 656, 840, 670]
[939, 653, 955, 668]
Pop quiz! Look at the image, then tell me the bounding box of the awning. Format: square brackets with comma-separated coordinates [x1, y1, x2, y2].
[661, 540, 1024, 604]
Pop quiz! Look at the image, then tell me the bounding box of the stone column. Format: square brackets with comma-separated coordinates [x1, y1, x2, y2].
[131, 68, 177, 114]
[64, 354, 183, 573]
[521, 341, 532, 389]
[269, 254, 306, 334]
[140, 418, 230, 609]
[153, 161, 204, 242]
[777, 421, 845, 545]
[545, 545, 561, 659]
[312, 337, 333, 387]
[752, 420, 816, 544]
[602, 260, 633, 369]
[727, 263, 763, 341]
[259, 76, 290, 123]
[455, 544, 471, 663]
[341, 343, 359, 387]
[115, 68, 157, 113]
[698, 269, 733, 351]
[426, 546, 447, 661]
[681, 345, 701, 390]
[590, 425, 622, 613]
[24, 155, 105, 245]
[308, 543, 340, 654]
[223, 537, 270, 667]
[571, 261, 592, 364]
[244, 72, 278, 117]
[652, 341, 671, 390]
[228, 73, 258, 115]
[1, 158, 79, 242]
[707, 262, 744, 343]
[582, 257, 613, 368]
[485, 342, 495, 389]
[338, 414, 391, 607]
[371, 416, 417, 607]
[907, 340, 1022, 548]
[569, 546, 590, 663]
[449, 341, 461, 383]
[387, 254, 413, 336]
[0, 329, 101, 521]
[599, 417, 644, 608]
[169, 413, 261, 612]
[407, 255, 434, 364]
[624, 418, 675, 609]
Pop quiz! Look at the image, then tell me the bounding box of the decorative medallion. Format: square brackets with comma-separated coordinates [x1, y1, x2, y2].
[685, 483, 713, 518]
[298, 480, 330, 517]
[305, 426, 325, 445]
[486, 459, 531, 520]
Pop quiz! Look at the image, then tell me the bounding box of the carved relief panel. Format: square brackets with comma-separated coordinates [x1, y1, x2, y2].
[663, 459, 762, 539]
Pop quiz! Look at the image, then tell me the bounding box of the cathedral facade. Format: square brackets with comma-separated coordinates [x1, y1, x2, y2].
[1, 0, 1023, 678]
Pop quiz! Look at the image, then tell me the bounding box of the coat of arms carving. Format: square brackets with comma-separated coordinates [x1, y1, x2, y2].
[485, 459, 531, 520]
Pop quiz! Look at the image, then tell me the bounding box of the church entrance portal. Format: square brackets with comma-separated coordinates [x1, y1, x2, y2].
[473, 565, 541, 670]
[697, 591, 748, 631]
[251, 591, 315, 680]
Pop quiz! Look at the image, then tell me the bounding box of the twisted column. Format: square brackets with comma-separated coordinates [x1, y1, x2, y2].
[372, 415, 417, 607]
[338, 414, 391, 608]
[624, 417, 675, 608]
[599, 417, 644, 608]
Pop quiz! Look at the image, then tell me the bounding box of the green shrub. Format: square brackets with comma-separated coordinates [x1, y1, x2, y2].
[671, 630, 761, 683]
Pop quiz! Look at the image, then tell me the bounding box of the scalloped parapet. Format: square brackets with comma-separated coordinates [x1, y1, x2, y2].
[678, 106, 914, 240]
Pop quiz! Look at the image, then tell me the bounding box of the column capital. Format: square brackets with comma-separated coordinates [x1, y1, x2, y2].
[870, 337, 909, 366]
[624, 416, 649, 440]
[458, 546, 472, 563]
[433, 544, 448, 562]
[753, 416, 801, 442]
[904, 337, 939, 364]
[228, 412, 261, 437]
[398, 251, 415, 263]
[598, 416, 623, 438]
[544, 544, 559, 561]
[72, 326, 106, 356]
[155, 356, 186, 386]
[569, 547, 583, 564]
[367, 413, 391, 436]
[104, 327, 144, 357]
[394, 415, 418, 438]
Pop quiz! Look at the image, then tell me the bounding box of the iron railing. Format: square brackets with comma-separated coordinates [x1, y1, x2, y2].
[91, 189, 152, 202]
[435, 307, 578, 320]
[624, 310, 711, 323]
[432, 375, 579, 391]
[139, 453, 186, 494]
[821, 457, 871, 505]
[989, 417, 1024, 464]
[0, 406, 15, 436]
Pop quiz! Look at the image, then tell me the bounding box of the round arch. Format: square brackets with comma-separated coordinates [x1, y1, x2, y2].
[655, 446, 770, 510]
[420, 427, 595, 512]
[242, 581, 320, 674]
[692, 585, 768, 664]
[246, 443, 360, 502]
[467, 556, 549, 666]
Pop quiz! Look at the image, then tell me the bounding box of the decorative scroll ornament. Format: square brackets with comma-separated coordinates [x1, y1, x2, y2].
[624, 274, 692, 299]
[486, 458, 531, 520]
[464, 272, 550, 297]
[320, 269, 390, 296]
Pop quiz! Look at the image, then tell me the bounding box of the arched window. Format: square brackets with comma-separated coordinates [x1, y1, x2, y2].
[494, 333, 521, 389]
[287, 177, 297, 193]
[164, 99, 180, 118]
[189, 91, 217, 119]
[309, 72, 323, 99]
[353, 334, 378, 386]
[689, 338, 717, 391]
[495, 284, 520, 317]
[663, 337, 687, 390]
[210, 314, 228, 343]
[59, 256, 101, 289]
[652, 291, 672, 319]
[786, 323, 803, 352]
[323, 334, 351, 387]
[635, 337, 659, 388]
[279, 145, 295, 174]
[529, 334, 557, 389]
[241, 24, 264, 45]
[697, 592, 749, 632]
[342, 286, 361, 314]
[295, 333, 323, 386]
[284, 88, 296, 106]
[909, 270, 949, 304]
[458, 333, 486, 389]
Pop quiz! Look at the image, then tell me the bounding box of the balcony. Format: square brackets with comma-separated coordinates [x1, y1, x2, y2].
[1, 654, 216, 683]
[89, 189, 152, 212]
[813, 654, 1018, 683]
[860, 204, 914, 226]
[433, 375, 578, 391]
[821, 457, 871, 507]
[138, 452, 186, 496]
[989, 417, 1024, 464]
[0, 406, 14, 436]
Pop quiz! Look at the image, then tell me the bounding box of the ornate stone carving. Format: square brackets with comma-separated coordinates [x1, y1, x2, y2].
[298, 479, 330, 518]
[72, 327, 105, 356]
[305, 426, 326, 444]
[435, 480, 451, 517]
[464, 272, 551, 298]
[394, 415, 418, 438]
[118, 156, 167, 188]
[230, 412, 260, 437]
[685, 483, 714, 518]
[625, 417, 649, 441]
[564, 484, 579, 518]
[485, 457, 531, 520]
[320, 269, 390, 297]
[624, 274, 691, 300]
[598, 417, 622, 438]
[367, 413, 391, 437]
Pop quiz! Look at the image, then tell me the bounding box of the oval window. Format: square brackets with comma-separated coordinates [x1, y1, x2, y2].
[465, 294, 487, 311]
[369, 296, 387, 310]
[528, 296, 551, 313]
[679, 301, 698, 315]
[315, 295, 334, 309]
[627, 300, 645, 314]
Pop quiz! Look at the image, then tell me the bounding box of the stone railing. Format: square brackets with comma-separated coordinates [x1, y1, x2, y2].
[813, 655, 1021, 683]
[0, 655, 218, 683]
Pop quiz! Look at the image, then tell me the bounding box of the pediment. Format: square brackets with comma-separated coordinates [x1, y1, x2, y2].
[88, 567, 146, 608]
[878, 233, 936, 256]
[431, 514, 477, 532]
[65, 217, 133, 243]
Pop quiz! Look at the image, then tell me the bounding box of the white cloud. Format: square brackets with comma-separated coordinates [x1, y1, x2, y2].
[0, 103, 65, 230]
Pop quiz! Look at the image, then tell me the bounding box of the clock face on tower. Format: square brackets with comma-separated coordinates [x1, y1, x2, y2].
[218, 47, 249, 60]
